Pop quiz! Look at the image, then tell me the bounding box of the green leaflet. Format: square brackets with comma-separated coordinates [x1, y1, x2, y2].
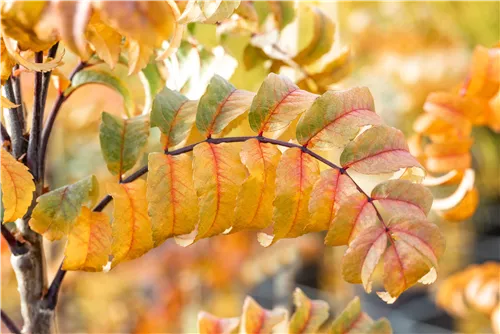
[29, 175, 99, 241]
[100, 112, 150, 176]
[196, 75, 255, 137]
[66, 69, 135, 117]
[150, 87, 197, 149]
[248, 73, 318, 134]
[293, 6, 335, 66]
[296, 87, 381, 148]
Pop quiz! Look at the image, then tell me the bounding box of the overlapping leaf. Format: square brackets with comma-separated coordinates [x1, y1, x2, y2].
[289, 288, 329, 334]
[343, 216, 445, 302]
[196, 75, 255, 138]
[29, 175, 99, 241]
[249, 74, 318, 135]
[296, 87, 381, 148]
[150, 87, 198, 149]
[264, 148, 319, 245]
[107, 180, 153, 266]
[306, 169, 358, 233]
[240, 296, 287, 334]
[147, 153, 198, 246]
[192, 142, 246, 241]
[341, 125, 423, 174]
[1, 149, 35, 223]
[329, 297, 392, 334]
[62, 207, 111, 272]
[198, 312, 239, 334]
[232, 139, 281, 233]
[99, 112, 149, 176]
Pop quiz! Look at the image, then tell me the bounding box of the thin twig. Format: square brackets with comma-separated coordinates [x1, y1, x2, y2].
[3, 77, 25, 158]
[1, 309, 21, 334]
[1, 225, 27, 256]
[46, 135, 392, 302]
[12, 64, 25, 132]
[39, 61, 88, 182]
[26, 52, 44, 181]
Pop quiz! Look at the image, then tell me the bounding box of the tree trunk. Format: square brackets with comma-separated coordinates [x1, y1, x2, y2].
[10, 183, 56, 334]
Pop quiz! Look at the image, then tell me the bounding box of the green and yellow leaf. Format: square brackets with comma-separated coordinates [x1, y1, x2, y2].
[289, 288, 330, 334]
[192, 142, 246, 241]
[340, 125, 423, 174]
[107, 180, 153, 266]
[293, 6, 335, 66]
[151, 87, 198, 149]
[296, 87, 381, 148]
[29, 175, 99, 241]
[232, 139, 281, 233]
[147, 153, 198, 246]
[196, 75, 255, 138]
[1, 149, 35, 223]
[62, 207, 111, 272]
[99, 112, 149, 176]
[249, 73, 318, 134]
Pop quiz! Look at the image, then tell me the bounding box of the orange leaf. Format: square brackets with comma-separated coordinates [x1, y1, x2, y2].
[197, 311, 239, 334]
[240, 296, 286, 334]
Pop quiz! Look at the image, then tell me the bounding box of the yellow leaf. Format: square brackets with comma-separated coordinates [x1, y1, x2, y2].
[266, 148, 319, 245]
[232, 139, 281, 233]
[127, 39, 154, 75]
[86, 12, 122, 68]
[62, 207, 111, 272]
[147, 152, 198, 246]
[289, 288, 330, 333]
[0, 96, 19, 109]
[107, 180, 153, 266]
[240, 296, 287, 334]
[1, 38, 15, 85]
[197, 312, 239, 334]
[1, 149, 35, 223]
[2, 36, 64, 73]
[192, 142, 246, 241]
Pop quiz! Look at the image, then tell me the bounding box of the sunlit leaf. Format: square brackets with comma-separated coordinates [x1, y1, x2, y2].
[289, 288, 329, 334]
[2, 36, 64, 72]
[192, 142, 246, 241]
[99, 112, 149, 176]
[424, 137, 473, 173]
[86, 12, 122, 68]
[438, 187, 479, 221]
[232, 139, 281, 233]
[147, 152, 198, 246]
[67, 69, 135, 117]
[306, 169, 358, 233]
[1, 149, 35, 223]
[196, 75, 255, 138]
[0, 95, 19, 109]
[127, 39, 154, 75]
[269, 1, 295, 30]
[54, 1, 92, 60]
[107, 180, 153, 266]
[249, 73, 318, 134]
[62, 207, 111, 272]
[325, 193, 378, 247]
[0, 38, 15, 85]
[29, 175, 99, 241]
[296, 87, 381, 148]
[202, 0, 241, 24]
[293, 6, 334, 66]
[341, 125, 423, 174]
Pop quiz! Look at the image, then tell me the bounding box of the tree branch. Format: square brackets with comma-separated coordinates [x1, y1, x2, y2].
[1, 309, 21, 334]
[39, 61, 87, 182]
[1, 122, 11, 145]
[46, 135, 390, 302]
[3, 77, 25, 159]
[1, 225, 28, 256]
[26, 52, 44, 181]
[12, 65, 25, 132]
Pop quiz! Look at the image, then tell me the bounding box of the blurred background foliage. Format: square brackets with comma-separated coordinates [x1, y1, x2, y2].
[1, 1, 499, 333]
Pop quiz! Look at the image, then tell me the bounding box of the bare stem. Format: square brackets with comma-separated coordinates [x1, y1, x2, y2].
[47, 135, 390, 300]
[1, 309, 21, 334]
[3, 77, 25, 159]
[1, 122, 11, 145]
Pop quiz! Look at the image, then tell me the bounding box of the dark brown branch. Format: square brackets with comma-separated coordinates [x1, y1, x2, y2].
[26, 52, 44, 181]
[12, 65, 25, 132]
[1, 309, 21, 334]
[39, 61, 87, 182]
[1, 225, 27, 256]
[3, 77, 25, 158]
